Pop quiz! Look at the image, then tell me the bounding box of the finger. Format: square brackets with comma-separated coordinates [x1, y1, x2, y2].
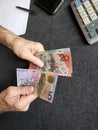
[31, 55, 44, 67]
[25, 53, 44, 67]
[21, 94, 37, 103]
[18, 94, 38, 108]
[16, 86, 35, 95]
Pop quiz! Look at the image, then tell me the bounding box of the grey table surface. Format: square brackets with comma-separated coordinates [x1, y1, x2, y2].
[0, 0, 98, 130]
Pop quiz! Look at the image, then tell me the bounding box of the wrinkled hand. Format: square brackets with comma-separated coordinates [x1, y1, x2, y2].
[0, 86, 37, 113]
[12, 37, 44, 67]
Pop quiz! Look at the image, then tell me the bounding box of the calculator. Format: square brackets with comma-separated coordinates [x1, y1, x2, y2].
[71, 0, 98, 45]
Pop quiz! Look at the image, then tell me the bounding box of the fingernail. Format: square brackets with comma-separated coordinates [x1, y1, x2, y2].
[39, 61, 44, 67]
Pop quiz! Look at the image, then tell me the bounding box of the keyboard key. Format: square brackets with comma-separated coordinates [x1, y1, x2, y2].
[89, 12, 98, 21]
[86, 19, 98, 38]
[91, 0, 98, 4]
[77, 5, 84, 13]
[75, 0, 81, 7]
[94, 2, 98, 12]
[81, 0, 87, 3]
[83, 1, 91, 8]
[86, 7, 94, 15]
[79, 10, 87, 18]
[86, 27, 96, 38]
[83, 17, 91, 25]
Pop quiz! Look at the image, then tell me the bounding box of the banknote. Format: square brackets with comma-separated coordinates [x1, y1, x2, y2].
[44, 48, 71, 53]
[16, 68, 58, 103]
[35, 71, 58, 103]
[17, 68, 41, 87]
[29, 48, 72, 77]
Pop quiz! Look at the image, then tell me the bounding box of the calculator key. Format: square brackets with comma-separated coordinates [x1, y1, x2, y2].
[83, 1, 91, 8]
[81, 0, 87, 3]
[94, 2, 98, 12]
[75, 0, 81, 7]
[89, 31, 96, 38]
[77, 5, 84, 13]
[89, 12, 98, 21]
[79, 10, 87, 18]
[86, 19, 98, 38]
[86, 26, 96, 38]
[83, 17, 91, 25]
[86, 7, 94, 15]
[93, 19, 98, 30]
[91, 0, 98, 4]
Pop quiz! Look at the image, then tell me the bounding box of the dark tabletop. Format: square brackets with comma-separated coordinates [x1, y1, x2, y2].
[0, 0, 98, 130]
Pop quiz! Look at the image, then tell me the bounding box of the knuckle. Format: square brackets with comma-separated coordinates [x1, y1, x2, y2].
[21, 52, 29, 59]
[36, 42, 43, 48]
[6, 87, 13, 95]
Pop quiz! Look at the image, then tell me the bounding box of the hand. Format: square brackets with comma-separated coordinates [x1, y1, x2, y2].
[12, 37, 44, 67]
[0, 86, 37, 113]
[0, 26, 44, 67]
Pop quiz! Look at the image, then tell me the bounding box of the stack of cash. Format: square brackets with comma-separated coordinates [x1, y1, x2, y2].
[16, 48, 72, 103]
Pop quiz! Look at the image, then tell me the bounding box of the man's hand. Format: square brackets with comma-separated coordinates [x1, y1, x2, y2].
[0, 26, 45, 67]
[0, 86, 37, 113]
[12, 37, 44, 67]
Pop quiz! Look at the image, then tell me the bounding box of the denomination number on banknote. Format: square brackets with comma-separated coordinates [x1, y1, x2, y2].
[59, 54, 70, 61]
[48, 91, 53, 100]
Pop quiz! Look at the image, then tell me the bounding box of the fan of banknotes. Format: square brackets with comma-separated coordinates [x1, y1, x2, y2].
[16, 48, 72, 103]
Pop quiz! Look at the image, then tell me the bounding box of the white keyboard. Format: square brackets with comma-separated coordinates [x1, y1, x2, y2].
[71, 0, 98, 45]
